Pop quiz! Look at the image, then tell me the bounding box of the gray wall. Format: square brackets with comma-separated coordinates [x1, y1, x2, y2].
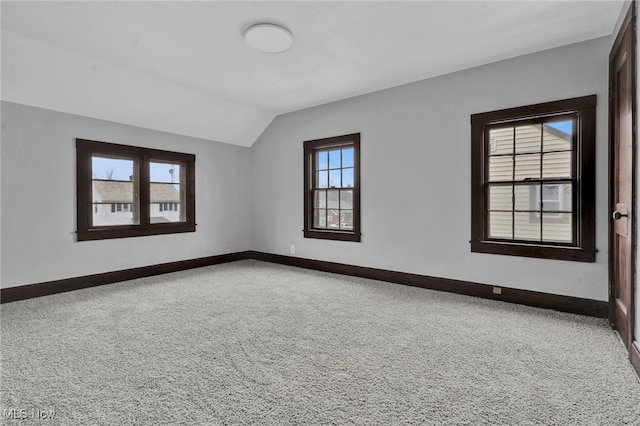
[0, 36, 614, 302]
[251, 37, 610, 301]
[1, 102, 252, 288]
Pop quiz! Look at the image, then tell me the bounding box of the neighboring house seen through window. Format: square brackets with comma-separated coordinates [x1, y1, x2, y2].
[76, 139, 195, 241]
[304, 133, 361, 242]
[470, 96, 596, 262]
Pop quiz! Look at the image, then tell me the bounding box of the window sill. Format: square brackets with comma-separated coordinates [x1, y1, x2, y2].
[470, 240, 596, 262]
[304, 229, 361, 242]
[77, 223, 196, 241]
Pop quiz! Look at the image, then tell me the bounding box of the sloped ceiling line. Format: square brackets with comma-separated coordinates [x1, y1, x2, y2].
[1, 1, 624, 147]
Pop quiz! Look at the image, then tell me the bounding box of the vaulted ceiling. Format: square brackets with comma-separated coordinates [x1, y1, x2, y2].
[1, 1, 624, 147]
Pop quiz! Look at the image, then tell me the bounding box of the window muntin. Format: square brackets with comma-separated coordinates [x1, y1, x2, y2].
[471, 95, 596, 262]
[77, 139, 195, 241]
[304, 133, 361, 242]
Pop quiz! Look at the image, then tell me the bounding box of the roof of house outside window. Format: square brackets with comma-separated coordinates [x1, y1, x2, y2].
[92, 180, 180, 203]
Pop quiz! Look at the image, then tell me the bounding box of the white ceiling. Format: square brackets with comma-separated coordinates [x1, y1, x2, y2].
[1, 1, 624, 147]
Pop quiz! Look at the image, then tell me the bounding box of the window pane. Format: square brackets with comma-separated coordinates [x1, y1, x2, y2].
[542, 151, 571, 178]
[542, 213, 573, 243]
[340, 190, 353, 209]
[342, 168, 354, 188]
[150, 162, 180, 183]
[91, 156, 138, 226]
[314, 209, 327, 228]
[317, 151, 328, 170]
[342, 148, 354, 167]
[329, 170, 341, 188]
[150, 184, 182, 224]
[542, 184, 559, 199]
[544, 120, 573, 152]
[329, 150, 341, 169]
[328, 211, 339, 228]
[92, 156, 135, 181]
[542, 184, 572, 212]
[487, 185, 512, 211]
[514, 154, 540, 180]
[541, 184, 560, 211]
[340, 210, 353, 230]
[150, 160, 184, 224]
[487, 212, 512, 239]
[327, 190, 339, 209]
[515, 124, 541, 154]
[488, 156, 513, 181]
[514, 184, 539, 212]
[315, 171, 328, 188]
[314, 190, 326, 208]
[488, 127, 513, 156]
[514, 212, 540, 241]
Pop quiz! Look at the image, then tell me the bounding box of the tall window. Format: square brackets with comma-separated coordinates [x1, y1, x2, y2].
[470, 96, 596, 262]
[76, 139, 195, 241]
[304, 133, 361, 242]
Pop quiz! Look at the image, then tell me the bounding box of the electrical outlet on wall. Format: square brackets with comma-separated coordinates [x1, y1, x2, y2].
[290, 245, 295, 255]
[492, 286, 502, 295]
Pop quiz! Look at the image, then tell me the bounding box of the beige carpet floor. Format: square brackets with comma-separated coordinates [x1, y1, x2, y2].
[1, 260, 639, 425]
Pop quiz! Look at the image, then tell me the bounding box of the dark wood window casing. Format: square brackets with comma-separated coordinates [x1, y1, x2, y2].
[471, 95, 597, 262]
[76, 139, 196, 241]
[304, 133, 361, 242]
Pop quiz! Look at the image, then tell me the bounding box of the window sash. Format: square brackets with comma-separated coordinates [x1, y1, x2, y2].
[482, 115, 577, 247]
[485, 180, 576, 245]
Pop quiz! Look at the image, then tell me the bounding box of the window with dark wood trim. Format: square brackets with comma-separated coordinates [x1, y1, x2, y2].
[470, 95, 596, 262]
[76, 139, 195, 241]
[304, 133, 361, 242]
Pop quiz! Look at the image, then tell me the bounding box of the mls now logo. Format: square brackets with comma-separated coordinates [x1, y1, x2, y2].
[2, 408, 56, 420]
[2, 408, 28, 419]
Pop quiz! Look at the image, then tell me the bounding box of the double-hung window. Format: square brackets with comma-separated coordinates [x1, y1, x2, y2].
[470, 95, 596, 262]
[304, 133, 361, 242]
[76, 139, 195, 241]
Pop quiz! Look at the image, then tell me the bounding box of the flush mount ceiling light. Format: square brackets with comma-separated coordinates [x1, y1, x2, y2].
[244, 23, 293, 54]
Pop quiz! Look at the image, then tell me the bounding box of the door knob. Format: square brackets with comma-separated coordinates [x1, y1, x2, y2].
[613, 211, 628, 220]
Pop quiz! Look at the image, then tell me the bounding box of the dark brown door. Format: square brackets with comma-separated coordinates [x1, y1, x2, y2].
[610, 5, 635, 352]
